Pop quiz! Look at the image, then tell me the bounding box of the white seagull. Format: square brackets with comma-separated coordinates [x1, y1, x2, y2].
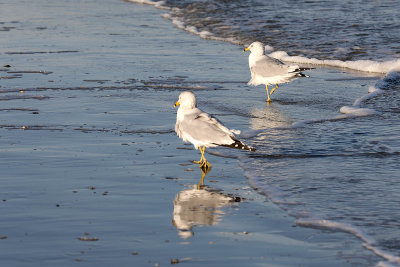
[244, 41, 313, 102]
[174, 91, 255, 169]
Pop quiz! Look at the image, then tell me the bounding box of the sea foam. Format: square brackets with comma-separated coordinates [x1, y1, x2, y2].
[269, 51, 400, 74]
[336, 67, 400, 118]
[130, 2, 400, 265]
[161, 13, 214, 39]
[297, 219, 400, 266]
[161, 13, 242, 45]
[129, 0, 400, 77]
[126, 0, 168, 9]
[339, 106, 378, 116]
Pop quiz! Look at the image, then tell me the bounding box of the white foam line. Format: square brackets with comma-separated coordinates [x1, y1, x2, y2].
[339, 67, 400, 117]
[240, 87, 383, 139]
[338, 85, 380, 117]
[240, 152, 400, 266]
[130, 0, 400, 78]
[160, 13, 242, 45]
[353, 86, 384, 107]
[126, 0, 170, 10]
[269, 51, 400, 74]
[129, 1, 400, 264]
[339, 106, 378, 116]
[250, 67, 397, 136]
[297, 219, 400, 265]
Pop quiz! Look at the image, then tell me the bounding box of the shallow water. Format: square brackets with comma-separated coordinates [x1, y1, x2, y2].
[129, 0, 400, 265]
[153, 0, 400, 61]
[208, 66, 400, 265]
[1, 0, 400, 266]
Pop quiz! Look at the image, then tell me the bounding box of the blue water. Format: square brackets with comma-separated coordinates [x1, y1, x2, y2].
[1, 0, 399, 265]
[158, 0, 400, 61]
[131, 0, 400, 265]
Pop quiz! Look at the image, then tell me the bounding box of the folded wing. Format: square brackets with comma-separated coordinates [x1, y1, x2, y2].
[252, 55, 298, 78]
[179, 110, 235, 147]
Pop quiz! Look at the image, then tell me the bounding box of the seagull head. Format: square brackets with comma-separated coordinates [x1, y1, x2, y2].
[244, 41, 265, 56]
[174, 91, 197, 110]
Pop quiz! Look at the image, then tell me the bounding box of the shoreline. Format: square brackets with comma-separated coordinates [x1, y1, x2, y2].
[127, 0, 400, 74]
[0, 0, 389, 266]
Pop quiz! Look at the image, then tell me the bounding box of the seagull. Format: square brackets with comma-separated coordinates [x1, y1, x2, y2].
[244, 41, 314, 102]
[174, 91, 255, 170]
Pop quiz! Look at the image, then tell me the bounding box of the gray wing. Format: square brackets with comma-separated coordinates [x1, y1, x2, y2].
[180, 111, 235, 146]
[252, 55, 296, 77]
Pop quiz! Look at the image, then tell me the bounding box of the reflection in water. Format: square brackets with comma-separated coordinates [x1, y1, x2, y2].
[250, 103, 292, 130]
[196, 163, 211, 189]
[172, 168, 234, 239]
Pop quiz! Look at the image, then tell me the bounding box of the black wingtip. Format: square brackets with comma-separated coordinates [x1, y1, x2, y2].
[296, 73, 310, 78]
[291, 67, 314, 77]
[221, 139, 256, 152]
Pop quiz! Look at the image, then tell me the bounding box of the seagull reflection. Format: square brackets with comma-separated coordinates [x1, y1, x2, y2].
[250, 103, 292, 130]
[172, 168, 235, 239]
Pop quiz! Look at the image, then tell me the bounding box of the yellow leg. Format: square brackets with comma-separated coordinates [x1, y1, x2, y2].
[193, 146, 205, 164]
[202, 147, 211, 170]
[266, 85, 271, 102]
[193, 146, 211, 170]
[270, 84, 279, 95]
[199, 147, 211, 170]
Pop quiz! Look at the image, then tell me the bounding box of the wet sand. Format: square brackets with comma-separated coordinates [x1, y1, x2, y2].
[0, 0, 381, 266]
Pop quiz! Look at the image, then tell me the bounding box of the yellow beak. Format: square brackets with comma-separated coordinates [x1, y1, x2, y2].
[174, 101, 180, 108]
[244, 47, 249, 52]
